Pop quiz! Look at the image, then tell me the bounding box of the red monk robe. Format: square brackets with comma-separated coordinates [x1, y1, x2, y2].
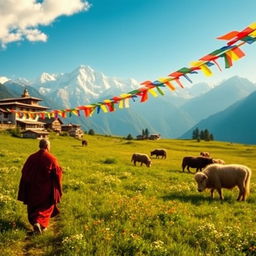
[18, 144, 62, 232]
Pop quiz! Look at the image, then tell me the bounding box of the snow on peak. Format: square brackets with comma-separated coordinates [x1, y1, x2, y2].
[29, 65, 141, 108]
[39, 72, 57, 83]
[0, 76, 10, 84]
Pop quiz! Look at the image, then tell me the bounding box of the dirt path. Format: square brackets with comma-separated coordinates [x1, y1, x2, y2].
[9, 218, 61, 256]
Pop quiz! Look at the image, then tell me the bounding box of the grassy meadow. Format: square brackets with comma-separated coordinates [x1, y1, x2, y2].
[0, 131, 256, 256]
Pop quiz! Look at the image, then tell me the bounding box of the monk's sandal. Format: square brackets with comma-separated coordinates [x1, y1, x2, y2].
[33, 223, 42, 234]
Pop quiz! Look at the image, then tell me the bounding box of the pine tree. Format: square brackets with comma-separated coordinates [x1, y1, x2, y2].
[200, 130, 205, 140]
[88, 129, 95, 135]
[192, 128, 200, 140]
[126, 134, 133, 140]
[145, 128, 149, 139]
[204, 129, 210, 141]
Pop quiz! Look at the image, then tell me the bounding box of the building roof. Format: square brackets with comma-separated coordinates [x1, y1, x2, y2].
[62, 123, 81, 127]
[21, 129, 49, 135]
[38, 117, 63, 124]
[0, 96, 42, 103]
[16, 120, 46, 125]
[0, 102, 48, 110]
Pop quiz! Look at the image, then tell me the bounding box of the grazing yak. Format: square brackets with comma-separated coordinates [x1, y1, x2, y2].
[200, 152, 210, 157]
[81, 140, 88, 146]
[131, 153, 152, 167]
[194, 163, 251, 201]
[182, 156, 214, 173]
[150, 149, 167, 159]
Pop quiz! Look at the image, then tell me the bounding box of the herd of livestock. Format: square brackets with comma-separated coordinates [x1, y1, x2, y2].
[131, 150, 252, 202]
[81, 139, 251, 201]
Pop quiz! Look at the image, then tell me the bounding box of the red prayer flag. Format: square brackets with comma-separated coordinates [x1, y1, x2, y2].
[140, 91, 148, 102]
[175, 79, 184, 88]
[217, 31, 239, 40]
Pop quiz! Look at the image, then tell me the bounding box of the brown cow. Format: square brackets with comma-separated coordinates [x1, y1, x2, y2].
[150, 149, 167, 159]
[182, 156, 214, 173]
[131, 153, 151, 167]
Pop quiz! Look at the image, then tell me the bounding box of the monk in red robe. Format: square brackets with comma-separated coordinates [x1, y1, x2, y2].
[18, 139, 62, 233]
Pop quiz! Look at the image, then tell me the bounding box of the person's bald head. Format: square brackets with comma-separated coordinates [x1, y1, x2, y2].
[39, 139, 50, 151]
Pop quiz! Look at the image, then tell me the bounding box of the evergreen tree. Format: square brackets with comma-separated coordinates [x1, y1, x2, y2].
[204, 129, 210, 141]
[192, 128, 200, 140]
[88, 129, 95, 135]
[126, 134, 133, 140]
[192, 128, 214, 141]
[145, 128, 149, 139]
[200, 130, 205, 140]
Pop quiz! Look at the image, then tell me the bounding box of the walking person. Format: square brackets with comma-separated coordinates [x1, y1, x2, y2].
[18, 139, 62, 233]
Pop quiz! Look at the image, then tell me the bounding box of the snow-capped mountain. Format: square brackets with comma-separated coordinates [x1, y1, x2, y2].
[37, 72, 59, 84]
[1, 65, 256, 141]
[32, 65, 140, 108]
[0, 76, 10, 84]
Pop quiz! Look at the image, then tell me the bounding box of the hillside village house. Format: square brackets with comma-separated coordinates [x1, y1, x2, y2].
[0, 89, 84, 139]
[149, 134, 161, 140]
[0, 89, 49, 138]
[61, 123, 84, 138]
[39, 117, 63, 133]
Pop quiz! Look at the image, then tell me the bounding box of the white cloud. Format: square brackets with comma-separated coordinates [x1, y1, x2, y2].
[0, 0, 90, 47]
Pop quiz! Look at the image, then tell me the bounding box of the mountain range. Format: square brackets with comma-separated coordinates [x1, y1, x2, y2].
[181, 90, 256, 144]
[0, 65, 256, 144]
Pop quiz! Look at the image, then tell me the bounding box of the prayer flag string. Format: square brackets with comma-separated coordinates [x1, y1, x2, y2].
[6, 22, 256, 119]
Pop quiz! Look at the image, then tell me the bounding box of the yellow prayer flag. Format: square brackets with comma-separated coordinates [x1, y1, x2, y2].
[226, 50, 239, 61]
[190, 60, 204, 68]
[200, 64, 212, 76]
[100, 104, 108, 113]
[119, 100, 124, 109]
[248, 22, 256, 30]
[249, 30, 256, 38]
[148, 89, 158, 97]
[71, 110, 79, 116]
[120, 93, 131, 99]
[158, 77, 172, 83]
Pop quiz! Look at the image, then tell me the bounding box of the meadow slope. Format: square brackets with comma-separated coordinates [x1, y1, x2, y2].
[0, 132, 256, 256]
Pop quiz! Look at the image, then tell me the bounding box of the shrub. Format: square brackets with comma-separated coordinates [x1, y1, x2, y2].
[60, 132, 69, 136]
[102, 158, 117, 164]
[7, 128, 21, 138]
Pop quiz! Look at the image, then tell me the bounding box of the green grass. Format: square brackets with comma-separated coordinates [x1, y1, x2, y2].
[0, 132, 256, 255]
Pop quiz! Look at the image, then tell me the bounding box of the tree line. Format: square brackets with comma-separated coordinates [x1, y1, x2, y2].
[192, 128, 214, 141]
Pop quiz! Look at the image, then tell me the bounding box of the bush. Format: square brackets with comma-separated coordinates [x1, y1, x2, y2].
[7, 128, 21, 138]
[60, 132, 69, 136]
[102, 158, 117, 164]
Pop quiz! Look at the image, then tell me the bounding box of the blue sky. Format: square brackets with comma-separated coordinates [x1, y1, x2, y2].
[0, 0, 256, 86]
